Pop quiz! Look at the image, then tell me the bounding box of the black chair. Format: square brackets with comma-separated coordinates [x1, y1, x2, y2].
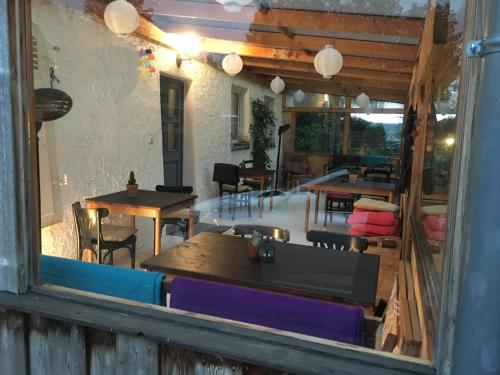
[324, 192, 355, 225]
[240, 160, 263, 190]
[155, 185, 200, 240]
[233, 224, 290, 242]
[306, 230, 368, 252]
[364, 164, 393, 182]
[213, 163, 251, 220]
[72, 202, 136, 268]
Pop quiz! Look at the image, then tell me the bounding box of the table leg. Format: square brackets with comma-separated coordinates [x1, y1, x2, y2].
[154, 211, 161, 256]
[130, 215, 136, 229]
[270, 174, 275, 210]
[188, 209, 195, 238]
[388, 192, 394, 203]
[314, 190, 320, 224]
[304, 189, 311, 232]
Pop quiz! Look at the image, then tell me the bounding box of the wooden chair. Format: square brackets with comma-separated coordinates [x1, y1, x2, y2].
[239, 160, 264, 190]
[306, 230, 367, 252]
[72, 202, 136, 268]
[324, 192, 355, 225]
[213, 163, 251, 220]
[155, 185, 200, 240]
[233, 224, 290, 243]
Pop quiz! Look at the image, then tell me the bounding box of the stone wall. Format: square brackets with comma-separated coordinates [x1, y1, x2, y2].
[34, 0, 282, 257]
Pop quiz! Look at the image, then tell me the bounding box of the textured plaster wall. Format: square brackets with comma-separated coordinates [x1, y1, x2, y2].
[34, 0, 281, 257]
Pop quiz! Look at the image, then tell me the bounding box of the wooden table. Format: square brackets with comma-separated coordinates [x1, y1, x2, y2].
[141, 232, 380, 306]
[86, 190, 197, 256]
[305, 178, 396, 232]
[239, 168, 276, 215]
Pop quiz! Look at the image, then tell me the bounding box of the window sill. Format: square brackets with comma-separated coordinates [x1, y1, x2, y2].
[231, 142, 250, 151]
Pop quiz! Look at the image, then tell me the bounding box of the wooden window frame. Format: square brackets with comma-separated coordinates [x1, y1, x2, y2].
[0, 0, 480, 373]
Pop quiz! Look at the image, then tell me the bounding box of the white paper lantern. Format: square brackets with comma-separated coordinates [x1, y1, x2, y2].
[314, 45, 343, 79]
[355, 93, 370, 108]
[270, 76, 285, 94]
[222, 53, 243, 76]
[104, 0, 139, 35]
[293, 89, 305, 103]
[216, 0, 252, 12]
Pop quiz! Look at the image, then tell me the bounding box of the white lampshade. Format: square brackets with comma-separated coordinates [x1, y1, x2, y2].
[355, 93, 370, 108]
[293, 89, 305, 103]
[222, 53, 243, 76]
[104, 0, 139, 35]
[270, 76, 285, 94]
[216, 0, 252, 12]
[314, 45, 343, 79]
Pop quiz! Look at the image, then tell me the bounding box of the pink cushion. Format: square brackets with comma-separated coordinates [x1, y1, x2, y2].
[423, 220, 446, 242]
[347, 211, 396, 226]
[423, 215, 447, 232]
[349, 220, 400, 236]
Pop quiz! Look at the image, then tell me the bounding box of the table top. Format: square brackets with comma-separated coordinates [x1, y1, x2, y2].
[86, 190, 197, 209]
[141, 232, 380, 305]
[310, 177, 396, 192]
[240, 168, 275, 178]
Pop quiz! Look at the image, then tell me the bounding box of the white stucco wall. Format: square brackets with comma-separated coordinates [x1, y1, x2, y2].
[34, 0, 282, 257]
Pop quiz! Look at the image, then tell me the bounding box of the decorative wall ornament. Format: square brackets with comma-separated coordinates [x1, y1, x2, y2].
[314, 45, 343, 78]
[355, 92, 370, 108]
[293, 89, 305, 103]
[222, 53, 243, 76]
[138, 46, 156, 77]
[103, 0, 139, 35]
[216, 0, 252, 13]
[270, 76, 285, 94]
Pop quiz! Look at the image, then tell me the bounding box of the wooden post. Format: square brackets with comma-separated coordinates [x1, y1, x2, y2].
[0, 0, 38, 293]
[342, 97, 352, 155]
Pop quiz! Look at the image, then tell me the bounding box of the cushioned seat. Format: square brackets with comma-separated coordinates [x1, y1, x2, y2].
[100, 224, 137, 242]
[222, 183, 251, 192]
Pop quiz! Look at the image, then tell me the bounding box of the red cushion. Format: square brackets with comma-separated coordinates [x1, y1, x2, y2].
[349, 220, 400, 236]
[327, 192, 354, 199]
[422, 220, 446, 242]
[347, 211, 396, 226]
[423, 215, 447, 232]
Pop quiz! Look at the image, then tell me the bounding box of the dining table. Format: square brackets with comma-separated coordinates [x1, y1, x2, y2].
[85, 190, 197, 256]
[304, 177, 397, 232]
[141, 232, 380, 306]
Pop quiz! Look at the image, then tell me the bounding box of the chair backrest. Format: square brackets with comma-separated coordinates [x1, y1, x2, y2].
[213, 163, 239, 185]
[233, 224, 290, 243]
[156, 185, 193, 194]
[306, 230, 368, 252]
[72, 201, 108, 249]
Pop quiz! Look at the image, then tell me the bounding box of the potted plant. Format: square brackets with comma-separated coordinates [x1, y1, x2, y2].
[126, 171, 139, 198]
[348, 168, 358, 184]
[250, 99, 276, 171]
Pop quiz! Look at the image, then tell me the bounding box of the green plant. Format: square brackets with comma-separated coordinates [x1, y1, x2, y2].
[128, 171, 136, 185]
[250, 99, 276, 169]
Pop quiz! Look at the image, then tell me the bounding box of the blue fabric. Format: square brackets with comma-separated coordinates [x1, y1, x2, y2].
[41, 255, 165, 305]
[170, 277, 365, 345]
[360, 155, 389, 167]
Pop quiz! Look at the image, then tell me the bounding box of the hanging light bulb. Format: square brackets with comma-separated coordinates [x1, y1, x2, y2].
[293, 89, 305, 103]
[222, 53, 243, 76]
[103, 0, 139, 35]
[314, 45, 343, 79]
[216, 0, 252, 12]
[355, 93, 370, 108]
[270, 76, 285, 94]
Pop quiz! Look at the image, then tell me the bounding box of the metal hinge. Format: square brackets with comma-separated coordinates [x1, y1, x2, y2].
[466, 37, 500, 58]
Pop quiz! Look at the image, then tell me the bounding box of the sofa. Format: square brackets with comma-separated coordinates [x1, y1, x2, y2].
[170, 277, 365, 345]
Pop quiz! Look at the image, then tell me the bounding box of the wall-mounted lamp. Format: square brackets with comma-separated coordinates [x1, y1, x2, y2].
[176, 54, 191, 68]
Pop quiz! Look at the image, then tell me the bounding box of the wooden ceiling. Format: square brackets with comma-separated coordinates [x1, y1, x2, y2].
[133, 0, 426, 102]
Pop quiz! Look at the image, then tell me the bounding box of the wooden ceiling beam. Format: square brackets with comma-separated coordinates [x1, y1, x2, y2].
[246, 68, 410, 91]
[161, 23, 418, 61]
[241, 57, 412, 83]
[143, 0, 424, 38]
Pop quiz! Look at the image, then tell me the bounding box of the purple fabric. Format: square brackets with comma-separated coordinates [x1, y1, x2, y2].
[170, 277, 364, 345]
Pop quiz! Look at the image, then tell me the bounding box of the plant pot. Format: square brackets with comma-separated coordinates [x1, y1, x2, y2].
[348, 174, 358, 184]
[247, 242, 259, 259]
[127, 184, 139, 198]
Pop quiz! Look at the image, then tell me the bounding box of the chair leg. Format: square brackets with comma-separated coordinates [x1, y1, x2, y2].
[109, 250, 113, 266]
[232, 193, 236, 221]
[247, 192, 251, 217]
[219, 193, 223, 218]
[130, 244, 136, 269]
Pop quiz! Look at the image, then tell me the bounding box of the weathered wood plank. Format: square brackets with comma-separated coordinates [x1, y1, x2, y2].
[116, 334, 159, 375]
[0, 286, 434, 375]
[29, 315, 86, 375]
[0, 309, 28, 375]
[89, 330, 116, 375]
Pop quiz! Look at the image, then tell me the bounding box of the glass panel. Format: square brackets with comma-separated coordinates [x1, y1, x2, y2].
[285, 92, 346, 109]
[231, 91, 240, 141]
[295, 112, 344, 154]
[167, 88, 178, 117]
[167, 123, 178, 150]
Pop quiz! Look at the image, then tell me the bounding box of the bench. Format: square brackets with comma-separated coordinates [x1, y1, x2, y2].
[170, 277, 365, 345]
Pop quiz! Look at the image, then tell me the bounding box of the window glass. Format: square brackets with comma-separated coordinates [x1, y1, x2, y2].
[231, 91, 241, 141]
[294, 112, 344, 154]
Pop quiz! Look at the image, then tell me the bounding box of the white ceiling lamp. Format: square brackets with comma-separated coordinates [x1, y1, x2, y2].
[103, 0, 139, 35]
[222, 53, 243, 76]
[314, 45, 343, 79]
[216, 0, 252, 12]
[355, 92, 370, 109]
[270, 76, 285, 94]
[293, 89, 305, 103]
